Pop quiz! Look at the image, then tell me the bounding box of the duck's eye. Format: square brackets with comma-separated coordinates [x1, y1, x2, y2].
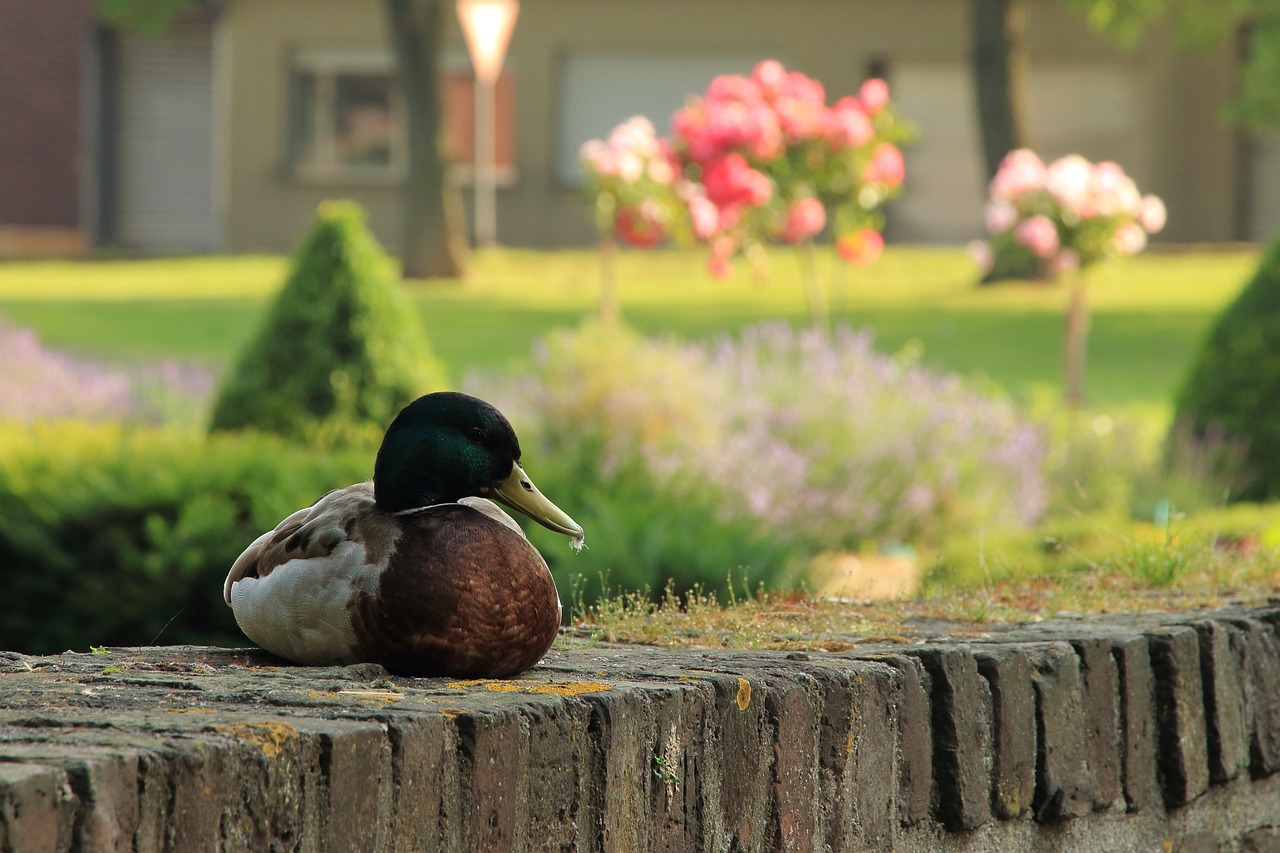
[467, 426, 486, 441]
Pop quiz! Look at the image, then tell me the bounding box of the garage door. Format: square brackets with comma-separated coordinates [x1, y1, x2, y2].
[115, 25, 218, 252]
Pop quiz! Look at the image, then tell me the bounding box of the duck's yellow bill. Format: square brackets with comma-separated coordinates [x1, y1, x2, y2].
[488, 462, 586, 549]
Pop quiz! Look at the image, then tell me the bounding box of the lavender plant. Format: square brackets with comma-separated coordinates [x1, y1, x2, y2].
[692, 323, 1047, 546]
[0, 321, 213, 425]
[472, 321, 1048, 594]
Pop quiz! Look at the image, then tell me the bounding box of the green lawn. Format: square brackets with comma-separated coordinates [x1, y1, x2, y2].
[0, 246, 1257, 416]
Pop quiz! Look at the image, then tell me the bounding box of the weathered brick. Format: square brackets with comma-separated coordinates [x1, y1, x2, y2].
[814, 666, 859, 848]
[649, 680, 715, 851]
[584, 688, 657, 853]
[10, 619, 1280, 849]
[312, 719, 394, 852]
[974, 647, 1036, 820]
[1071, 637, 1122, 810]
[1228, 617, 1280, 777]
[848, 663, 902, 845]
[711, 672, 772, 851]
[1255, 607, 1280, 638]
[910, 647, 992, 830]
[0, 744, 149, 853]
[1148, 626, 1210, 807]
[1194, 620, 1250, 783]
[387, 713, 463, 852]
[1112, 635, 1162, 813]
[456, 708, 528, 853]
[0, 762, 73, 853]
[67, 750, 143, 852]
[1029, 643, 1093, 822]
[1174, 830, 1226, 853]
[520, 699, 599, 852]
[879, 655, 933, 827]
[1241, 825, 1280, 853]
[763, 672, 820, 853]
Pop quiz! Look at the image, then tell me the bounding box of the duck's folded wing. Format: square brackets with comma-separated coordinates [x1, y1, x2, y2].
[223, 483, 400, 603]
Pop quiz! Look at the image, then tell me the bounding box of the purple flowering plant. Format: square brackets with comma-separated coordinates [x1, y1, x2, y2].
[477, 321, 1048, 567]
[0, 321, 213, 425]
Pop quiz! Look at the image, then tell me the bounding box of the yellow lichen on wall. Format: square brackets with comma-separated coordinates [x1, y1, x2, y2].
[445, 679, 613, 697]
[212, 721, 299, 758]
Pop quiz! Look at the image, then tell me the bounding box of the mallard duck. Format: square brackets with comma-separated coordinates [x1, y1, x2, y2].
[223, 391, 584, 678]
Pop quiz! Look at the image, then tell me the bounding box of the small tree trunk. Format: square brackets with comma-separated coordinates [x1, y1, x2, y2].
[384, 0, 467, 278]
[799, 240, 830, 334]
[598, 235, 619, 323]
[971, 0, 1031, 181]
[1063, 272, 1090, 406]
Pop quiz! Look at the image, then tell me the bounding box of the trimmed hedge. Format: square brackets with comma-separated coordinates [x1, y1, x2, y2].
[0, 423, 372, 654]
[210, 201, 445, 437]
[1172, 236, 1280, 500]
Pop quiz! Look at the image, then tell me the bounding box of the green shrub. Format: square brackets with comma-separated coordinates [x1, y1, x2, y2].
[210, 201, 445, 437]
[1023, 388, 1150, 518]
[0, 423, 372, 654]
[1172, 235, 1280, 500]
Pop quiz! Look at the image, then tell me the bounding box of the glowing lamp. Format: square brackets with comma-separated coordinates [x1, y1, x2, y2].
[456, 0, 519, 246]
[457, 0, 519, 85]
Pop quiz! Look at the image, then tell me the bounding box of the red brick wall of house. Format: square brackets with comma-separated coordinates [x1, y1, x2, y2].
[0, 0, 98, 228]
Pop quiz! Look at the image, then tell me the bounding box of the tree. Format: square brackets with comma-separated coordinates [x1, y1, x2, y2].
[1065, 0, 1280, 130]
[969, 0, 1280, 183]
[100, 0, 467, 278]
[971, 0, 1032, 181]
[383, 0, 468, 278]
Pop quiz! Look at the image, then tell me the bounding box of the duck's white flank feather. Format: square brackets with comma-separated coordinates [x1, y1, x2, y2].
[228, 539, 381, 665]
[224, 484, 395, 665]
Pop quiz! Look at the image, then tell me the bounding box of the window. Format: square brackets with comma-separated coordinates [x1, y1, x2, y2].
[289, 51, 402, 181]
[556, 52, 769, 185]
[287, 50, 516, 185]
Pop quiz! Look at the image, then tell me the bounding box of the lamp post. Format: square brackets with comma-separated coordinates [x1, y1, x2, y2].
[456, 0, 518, 247]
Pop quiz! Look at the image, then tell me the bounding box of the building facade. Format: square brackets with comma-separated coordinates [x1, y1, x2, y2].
[2, 0, 1277, 256]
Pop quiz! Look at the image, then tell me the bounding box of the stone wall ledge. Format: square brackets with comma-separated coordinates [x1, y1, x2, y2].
[3, 605, 1280, 851]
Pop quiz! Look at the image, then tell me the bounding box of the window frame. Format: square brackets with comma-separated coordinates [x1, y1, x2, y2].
[284, 48, 517, 188]
[287, 49, 405, 185]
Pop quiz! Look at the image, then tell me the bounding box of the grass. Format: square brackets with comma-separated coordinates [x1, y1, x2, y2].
[0, 246, 1257, 413]
[563, 528, 1280, 651]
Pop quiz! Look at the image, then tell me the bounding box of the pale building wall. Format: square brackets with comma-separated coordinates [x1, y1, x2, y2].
[219, 0, 1243, 252]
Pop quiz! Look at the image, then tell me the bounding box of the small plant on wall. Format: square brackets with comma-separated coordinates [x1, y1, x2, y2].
[968, 149, 1167, 405]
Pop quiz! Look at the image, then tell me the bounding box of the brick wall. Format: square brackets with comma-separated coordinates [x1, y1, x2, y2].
[0, 0, 97, 228]
[3, 606, 1280, 850]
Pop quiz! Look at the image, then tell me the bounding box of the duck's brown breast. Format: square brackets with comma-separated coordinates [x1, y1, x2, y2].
[348, 504, 561, 678]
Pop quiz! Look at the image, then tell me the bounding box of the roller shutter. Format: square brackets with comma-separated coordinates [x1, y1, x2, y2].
[115, 25, 217, 252]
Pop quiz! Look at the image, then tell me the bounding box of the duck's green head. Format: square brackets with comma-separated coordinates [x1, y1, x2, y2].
[373, 391, 583, 542]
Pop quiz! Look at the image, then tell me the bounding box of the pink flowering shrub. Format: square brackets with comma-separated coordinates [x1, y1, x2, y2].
[580, 61, 912, 277]
[578, 116, 684, 247]
[669, 61, 911, 277]
[971, 149, 1166, 281]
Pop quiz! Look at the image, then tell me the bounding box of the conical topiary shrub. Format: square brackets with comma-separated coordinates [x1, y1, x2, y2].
[210, 201, 446, 437]
[1170, 235, 1280, 500]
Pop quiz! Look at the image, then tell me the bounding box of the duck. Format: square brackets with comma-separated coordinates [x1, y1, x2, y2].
[223, 391, 584, 678]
